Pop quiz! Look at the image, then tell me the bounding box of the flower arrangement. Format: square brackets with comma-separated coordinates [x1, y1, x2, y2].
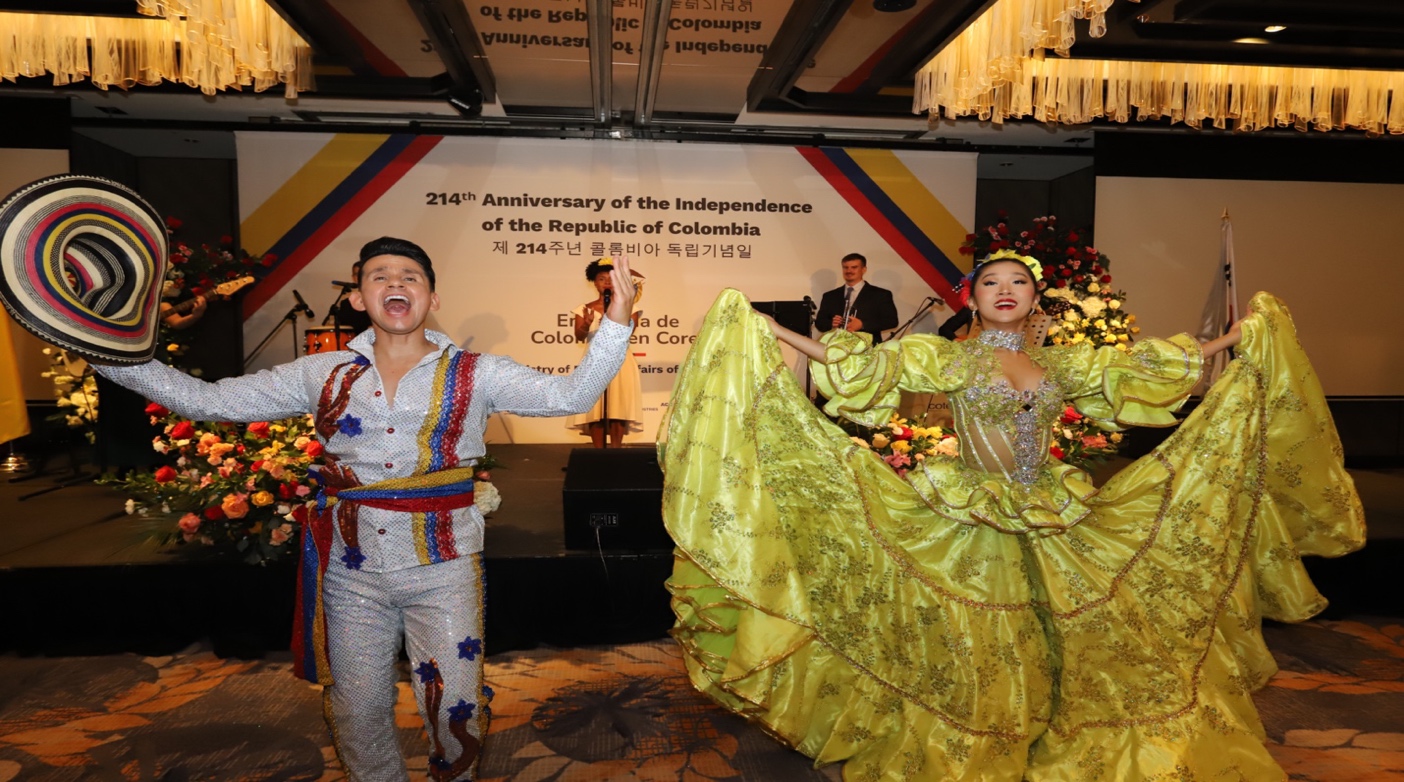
[39, 347, 98, 443]
[1051, 404, 1123, 470]
[102, 407, 324, 564]
[847, 414, 960, 478]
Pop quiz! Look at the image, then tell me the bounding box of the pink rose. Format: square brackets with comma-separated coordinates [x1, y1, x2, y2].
[178, 512, 201, 534]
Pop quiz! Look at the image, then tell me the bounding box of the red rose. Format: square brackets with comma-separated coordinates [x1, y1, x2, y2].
[292, 504, 311, 524]
[991, 240, 1007, 250]
[154, 465, 178, 483]
[1067, 231, 1079, 242]
[261, 254, 277, 267]
[1060, 269, 1072, 278]
[166, 216, 184, 230]
[190, 286, 205, 297]
[1060, 406, 1083, 424]
[145, 402, 170, 417]
[204, 506, 225, 520]
[169, 421, 196, 440]
[248, 421, 271, 439]
[236, 444, 245, 454]
[895, 427, 913, 440]
[1066, 248, 1077, 256]
[251, 459, 265, 472]
[1055, 280, 1067, 288]
[1074, 275, 1085, 283]
[1041, 266, 1055, 279]
[170, 254, 187, 265]
[1049, 445, 1065, 460]
[303, 441, 325, 457]
[958, 246, 974, 255]
[220, 234, 233, 245]
[278, 482, 296, 500]
[1100, 275, 1112, 283]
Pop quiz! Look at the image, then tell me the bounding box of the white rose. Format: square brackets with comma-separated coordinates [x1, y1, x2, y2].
[1079, 297, 1106, 318]
[475, 481, 502, 515]
[124, 499, 137, 515]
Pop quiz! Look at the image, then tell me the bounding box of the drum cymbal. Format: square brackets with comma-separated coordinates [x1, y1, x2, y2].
[0, 175, 168, 364]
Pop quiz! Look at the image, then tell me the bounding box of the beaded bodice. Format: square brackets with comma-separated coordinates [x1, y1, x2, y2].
[949, 342, 1068, 484]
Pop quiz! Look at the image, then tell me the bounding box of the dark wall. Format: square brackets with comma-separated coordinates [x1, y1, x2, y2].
[974, 165, 1096, 239]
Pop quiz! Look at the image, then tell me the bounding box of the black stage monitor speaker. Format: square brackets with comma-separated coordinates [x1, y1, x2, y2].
[562, 447, 670, 551]
[750, 300, 811, 336]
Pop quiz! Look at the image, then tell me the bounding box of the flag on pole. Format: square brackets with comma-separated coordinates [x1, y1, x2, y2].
[0, 312, 31, 446]
[1196, 211, 1240, 388]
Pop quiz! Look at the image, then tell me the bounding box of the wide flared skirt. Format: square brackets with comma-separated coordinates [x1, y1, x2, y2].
[660, 290, 1364, 781]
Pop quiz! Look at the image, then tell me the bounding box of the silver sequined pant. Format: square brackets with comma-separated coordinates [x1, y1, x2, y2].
[323, 554, 489, 781]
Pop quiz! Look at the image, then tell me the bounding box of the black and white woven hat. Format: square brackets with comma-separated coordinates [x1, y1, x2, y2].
[0, 175, 168, 364]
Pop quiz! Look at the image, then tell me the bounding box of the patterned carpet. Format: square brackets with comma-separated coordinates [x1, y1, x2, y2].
[1, 619, 1401, 781]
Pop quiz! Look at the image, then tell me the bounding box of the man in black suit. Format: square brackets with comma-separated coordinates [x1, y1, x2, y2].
[814, 253, 898, 344]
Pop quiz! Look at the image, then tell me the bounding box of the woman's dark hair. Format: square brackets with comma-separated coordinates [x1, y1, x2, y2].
[585, 258, 614, 281]
[359, 236, 436, 291]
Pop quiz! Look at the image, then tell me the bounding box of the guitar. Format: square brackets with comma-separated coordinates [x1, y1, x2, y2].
[165, 276, 255, 315]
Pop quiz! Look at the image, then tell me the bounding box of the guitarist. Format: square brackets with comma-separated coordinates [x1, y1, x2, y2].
[160, 280, 207, 330]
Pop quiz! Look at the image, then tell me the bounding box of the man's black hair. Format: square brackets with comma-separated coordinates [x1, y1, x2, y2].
[359, 237, 436, 291]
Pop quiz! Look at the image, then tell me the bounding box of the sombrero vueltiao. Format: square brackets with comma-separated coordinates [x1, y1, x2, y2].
[0, 175, 167, 364]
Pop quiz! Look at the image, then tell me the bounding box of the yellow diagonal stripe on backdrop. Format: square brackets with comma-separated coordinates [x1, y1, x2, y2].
[239, 134, 390, 256]
[0, 314, 31, 445]
[845, 148, 974, 274]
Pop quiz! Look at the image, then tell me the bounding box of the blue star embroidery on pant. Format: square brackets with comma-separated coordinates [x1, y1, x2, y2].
[457, 635, 483, 661]
[340, 547, 366, 570]
[448, 699, 475, 722]
[414, 660, 439, 684]
[337, 414, 362, 437]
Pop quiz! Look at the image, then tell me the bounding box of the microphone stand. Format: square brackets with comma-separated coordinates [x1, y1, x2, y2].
[325, 283, 354, 330]
[245, 302, 306, 370]
[802, 296, 817, 399]
[599, 292, 611, 450]
[887, 297, 943, 341]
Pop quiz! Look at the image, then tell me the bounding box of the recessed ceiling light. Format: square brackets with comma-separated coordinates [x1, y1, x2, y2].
[1265, 25, 1287, 33]
[1233, 37, 1270, 45]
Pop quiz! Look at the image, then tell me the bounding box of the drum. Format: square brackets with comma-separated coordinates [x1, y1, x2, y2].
[304, 326, 355, 355]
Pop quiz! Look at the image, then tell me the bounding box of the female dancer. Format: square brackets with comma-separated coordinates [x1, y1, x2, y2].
[569, 257, 644, 447]
[661, 250, 1365, 780]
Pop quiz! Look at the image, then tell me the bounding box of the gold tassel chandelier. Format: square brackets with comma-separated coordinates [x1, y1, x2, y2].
[914, 0, 1404, 135]
[0, 0, 312, 98]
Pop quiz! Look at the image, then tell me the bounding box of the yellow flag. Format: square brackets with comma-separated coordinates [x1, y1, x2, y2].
[0, 313, 31, 445]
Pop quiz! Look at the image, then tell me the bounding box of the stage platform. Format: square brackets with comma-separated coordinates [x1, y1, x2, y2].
[2, 442, 1401, 660]
[0, 443, 676, 658]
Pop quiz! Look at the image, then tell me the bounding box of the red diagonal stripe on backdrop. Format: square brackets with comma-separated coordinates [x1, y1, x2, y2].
[243, 135, 442, 319]
[797, 146, 959, 307]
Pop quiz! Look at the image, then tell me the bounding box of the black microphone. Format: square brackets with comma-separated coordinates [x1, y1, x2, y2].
[292, 289, 315, 319]
[330, 280, 357, 289]
[603, 288, 612, 309]
[803, 295, 816, 311]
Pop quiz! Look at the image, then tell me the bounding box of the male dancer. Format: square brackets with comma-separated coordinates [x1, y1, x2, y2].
[98, 237, 636, 780]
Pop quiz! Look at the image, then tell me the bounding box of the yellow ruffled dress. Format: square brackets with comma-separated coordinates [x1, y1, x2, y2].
[660, 289, 1365, 781]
